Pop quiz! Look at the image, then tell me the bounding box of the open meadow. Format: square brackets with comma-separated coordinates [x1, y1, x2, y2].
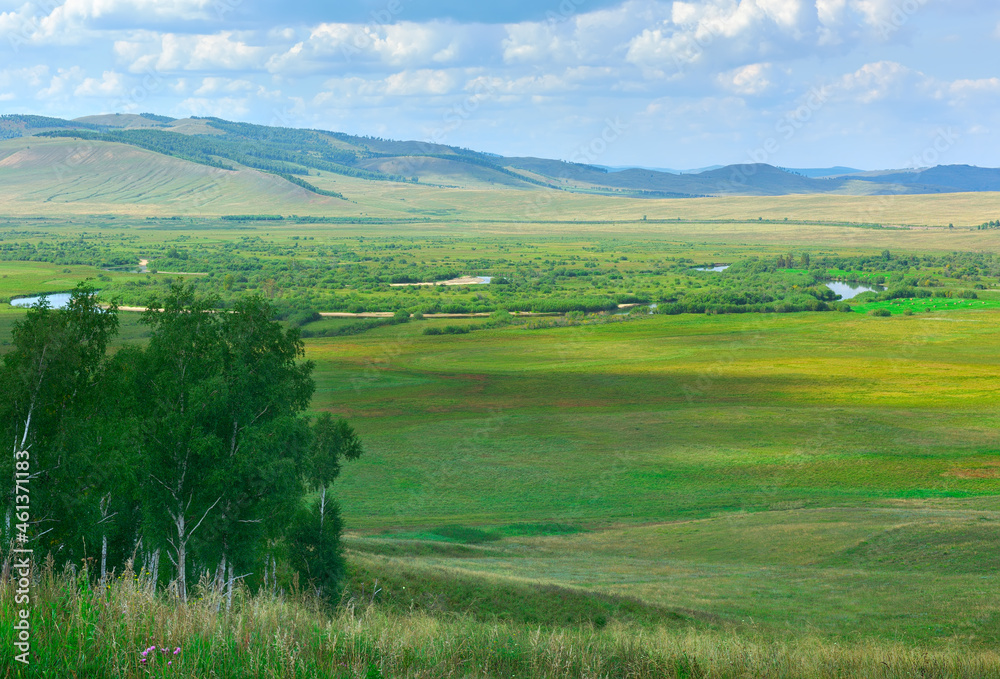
[4, 192, 1000, 677]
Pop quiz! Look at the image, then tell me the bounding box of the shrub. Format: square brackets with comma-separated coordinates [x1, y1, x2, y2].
[487, 309, 514, 327]
[868, 308, 892, 317]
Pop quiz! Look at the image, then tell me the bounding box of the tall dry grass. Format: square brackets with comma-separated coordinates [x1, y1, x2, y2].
[1, 558, 999, 678]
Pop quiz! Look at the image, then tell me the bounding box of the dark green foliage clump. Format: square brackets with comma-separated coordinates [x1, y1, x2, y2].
[0, 285, 363, 601]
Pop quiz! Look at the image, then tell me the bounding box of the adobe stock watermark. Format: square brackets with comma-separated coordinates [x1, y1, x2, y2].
[877, 0, 931, 39]
[12, 448, 33, 666]
[520, 117, 629, 220]
[669, 21, 727, 78]
[908, 126, 959, 169]
[212, 0, 245, 21]
[570, 118, 628, 165]
[857, 127, 960, 225]
[48, 65, 169, 183]
[340, 0, 405, 61]
[6, 0, 59, 54]
[7, 0, 245, 52]
[544, 0, 587, 26]
[111, 66, 167, 113]
[427, 78, 502, 146]
[726, 87, 828, 189]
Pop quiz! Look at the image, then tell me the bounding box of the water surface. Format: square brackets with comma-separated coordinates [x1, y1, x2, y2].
[10, 292, 74, 309]
[825, 281, 884, 301]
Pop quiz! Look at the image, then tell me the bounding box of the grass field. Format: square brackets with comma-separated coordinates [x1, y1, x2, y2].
[9, 562, 1000, 678]
[0, 260, 149, 303]
[4, 190, 1000, 675]
[300, 309, 1000, 647]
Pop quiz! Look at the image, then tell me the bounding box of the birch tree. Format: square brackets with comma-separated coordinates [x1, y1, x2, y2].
[0, 286, 120, 564]
[133, 287, 227, 601]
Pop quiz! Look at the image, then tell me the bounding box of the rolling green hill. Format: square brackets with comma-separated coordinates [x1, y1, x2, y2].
[5, 112, 1000, 203]
[0, 136, 349, 215]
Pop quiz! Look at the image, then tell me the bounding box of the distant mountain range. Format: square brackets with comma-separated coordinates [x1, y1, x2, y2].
[2, 112, 999, 200]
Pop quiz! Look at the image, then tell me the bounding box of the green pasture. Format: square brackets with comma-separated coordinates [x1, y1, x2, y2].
[4, 203, 1000, 654]
[853, 296, 1000, 314]
[0, 260, 122, 302]
[301, 309, 1000, 645]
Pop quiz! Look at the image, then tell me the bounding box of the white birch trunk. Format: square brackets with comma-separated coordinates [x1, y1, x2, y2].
[319, 485, 326, 530]
[175, 511, 187, 603]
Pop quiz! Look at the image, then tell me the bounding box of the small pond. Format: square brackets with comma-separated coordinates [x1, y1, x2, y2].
[694, 265, 730, 272]
[825, 281, 885, 301]
[10, 292, 74, 309]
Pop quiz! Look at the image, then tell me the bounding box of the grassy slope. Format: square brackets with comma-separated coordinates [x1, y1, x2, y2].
[0, 137, 348, 216]
[309, 310, 1000, 645]
[3, 135, 1000, 225]
[8, 565, 1000, 678]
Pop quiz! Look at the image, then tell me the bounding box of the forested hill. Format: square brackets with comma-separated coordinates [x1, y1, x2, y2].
[2, 112, 1000, 198]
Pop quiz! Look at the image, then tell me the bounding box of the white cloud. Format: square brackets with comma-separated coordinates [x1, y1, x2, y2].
[194, 77, 255, 95]
[757, 0, 807, 28]
[816, 0, 848, 25]
[939, 77, 1000, 104]
[318, 69, 459, 99]
[37, 66, 85, 99]
[267, 21, 472, 73]
[718, 62, 774, 95]
[116, 31, 269, 72]
[4, 0, 217, 47]
[502, 22, 568, 64]
[826, 62, 1000, 108]
[831, 61, 919, 103]
[465, 73, 575, 96]
[75, 70, 125, 96]
[383, 69, 456, 96]
[0, 65, 49, 88]
[176, 96, 250, 118]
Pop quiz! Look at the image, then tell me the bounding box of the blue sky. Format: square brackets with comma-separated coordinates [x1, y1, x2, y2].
[1, 0, 998, 169]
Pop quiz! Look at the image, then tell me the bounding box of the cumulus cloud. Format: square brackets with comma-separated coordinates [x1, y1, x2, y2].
[3, 0, 219, 47]
[267, 21, 477, 73]
[75, 70, 125, 96]
[115, 31, 269, 72]
[465, 73, 576, 97]
[194, 77, 258, 95]
[0, 65, 49, 88]
[175, 96, 250, 118]
[37, 66, 85, 98]
[830, 60, 919, 103]
[317, 69, 459, 100]
[502, 22, 568, 64]
[825, 61, 1000, 108]
[718, 62, 774, 95]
